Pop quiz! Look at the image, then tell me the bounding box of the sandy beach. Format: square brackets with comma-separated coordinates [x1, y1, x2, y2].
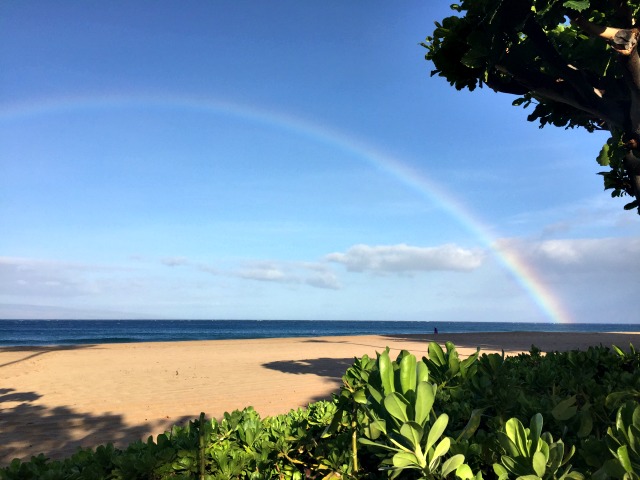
[1, 331, 639, 465]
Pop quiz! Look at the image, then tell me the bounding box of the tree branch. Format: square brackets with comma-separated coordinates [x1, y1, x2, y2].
[573, 16, 640, 55]
[572, 16, 621, 41]
[570, 15, 640, 133]
[622, 52, 640, 137]
[523, 17, 598, 97]
[493, 60, 626, 128]
[518, 16, 627, 129]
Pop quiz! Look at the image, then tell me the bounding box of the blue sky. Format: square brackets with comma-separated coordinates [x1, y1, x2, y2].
[1, 1, 639, 323]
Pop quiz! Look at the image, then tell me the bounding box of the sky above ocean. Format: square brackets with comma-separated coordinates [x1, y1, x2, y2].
[1, 2, 639, 323]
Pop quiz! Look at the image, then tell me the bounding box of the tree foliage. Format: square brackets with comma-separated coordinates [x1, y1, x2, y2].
[422, 0, 640, 213]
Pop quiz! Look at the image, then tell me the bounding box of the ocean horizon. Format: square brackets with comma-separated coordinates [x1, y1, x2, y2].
[1, 319, 639, 347]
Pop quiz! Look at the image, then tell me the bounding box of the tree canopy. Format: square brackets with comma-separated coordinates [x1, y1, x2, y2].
[423, 0, 640, 213]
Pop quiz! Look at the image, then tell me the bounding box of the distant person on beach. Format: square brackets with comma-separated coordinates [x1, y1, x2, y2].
[434, 327, 438, 335]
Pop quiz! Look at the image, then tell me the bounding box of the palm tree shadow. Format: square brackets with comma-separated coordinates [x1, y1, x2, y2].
[0, 344, 98, 368]
[0, 387, 192, 466]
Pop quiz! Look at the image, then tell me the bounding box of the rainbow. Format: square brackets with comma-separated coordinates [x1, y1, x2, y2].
[0, 93, 574, 324]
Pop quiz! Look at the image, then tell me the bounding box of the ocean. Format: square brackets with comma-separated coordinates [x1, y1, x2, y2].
[0, 319, 638, 347]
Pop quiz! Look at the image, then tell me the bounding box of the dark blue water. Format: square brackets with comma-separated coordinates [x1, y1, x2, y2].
[0, 320, 638, 347]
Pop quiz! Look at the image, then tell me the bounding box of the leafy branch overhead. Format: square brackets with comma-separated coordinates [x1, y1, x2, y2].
[423, 0, 640, 213]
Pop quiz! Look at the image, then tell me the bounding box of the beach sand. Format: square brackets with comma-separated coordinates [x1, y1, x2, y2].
[1, 331, 639, 465]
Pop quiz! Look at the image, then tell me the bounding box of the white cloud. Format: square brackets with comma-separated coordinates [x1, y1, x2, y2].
[161, 257, 189, 267]
[170, 258, 341, 290]
[507, 194, 640, 236]
[497, 236, 640, 273]
[238, 264, 289, 282]
[0, 303, 154, 320]
[236, 261, 341, 290]
[305, 271, 340, 290]
[325, 243, 485, 273]
[491, 236, 640, 323]
[196, 264, 221, 275]
[0, 257, 99, 297]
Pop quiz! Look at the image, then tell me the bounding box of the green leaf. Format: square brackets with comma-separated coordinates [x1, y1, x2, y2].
[353, 389, 367, 404]
[602, 457, 627, 478]
[497, 431, 519, 458]
[613, 345, 626, 356]
[505, 417, 529, 456]
[459, 350, 479, 377]
[500, 455, 522, 474]
[426, 413, 449, 453]
[457, 408, 484, 442]
[493, 463, 509, 479]
[393, 451, 420, 469]
[448, 346, 461, 376]
[417, 360, 429, 383]
[563, 0, 590, 12]
[400, 422, 423, 450]
[454, 462, 474, 480]
[563, 444, 576, 467]
[441, 454, 465, 477]
[358, 437, 398, 452]
[552, 396, 578, 421]
[597, 142, 611, 166]
[617, 445, 633, 473]
[431, 437, 451, 466]
[379, 350, 395, 396]
[428, 341, 446, 366]
[632, 405, 640, 429]
[444, 340, 456, 352]
[564, 472, 586, 480]
[547, 441, 563, 472]
[384, 392, 410, 423]
[399, 354, 417, 395]
[533, 450, 547, 477]
[369, 418, 387, 438]
[415, 381, 436, 427]
[577, 410, 594, 438]
[606, 391, 634, 409]
[530, 413, 543, 451]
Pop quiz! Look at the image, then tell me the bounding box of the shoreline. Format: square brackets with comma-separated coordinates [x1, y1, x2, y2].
[2, 331, 639, 464]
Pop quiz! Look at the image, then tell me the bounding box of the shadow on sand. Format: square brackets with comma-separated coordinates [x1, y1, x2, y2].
[0, 386, 192, 466]
[0, 344, 99, 369]
[0, 344, 159, 464]
[261, 357, 355, 404]
[262, 357, 353, 380]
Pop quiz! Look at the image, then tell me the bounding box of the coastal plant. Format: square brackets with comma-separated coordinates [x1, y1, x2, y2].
[353, 349, 474, 479]
[592, 401, 640, 480]
[423, 341, 479, 389]
[327, 352, 377, 473]
[493, 414, 584, 480]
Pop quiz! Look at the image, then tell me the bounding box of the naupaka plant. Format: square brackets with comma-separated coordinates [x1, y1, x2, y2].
[355, 349, 477, 479]
[493, 413, 583, 480]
